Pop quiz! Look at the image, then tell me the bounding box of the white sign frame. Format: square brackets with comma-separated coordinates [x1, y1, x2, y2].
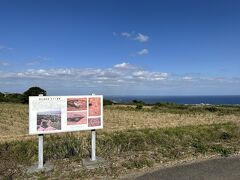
[29, 95, 103, 135]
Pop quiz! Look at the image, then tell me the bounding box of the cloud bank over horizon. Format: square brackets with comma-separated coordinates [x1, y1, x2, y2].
[0, 62, 239, 95]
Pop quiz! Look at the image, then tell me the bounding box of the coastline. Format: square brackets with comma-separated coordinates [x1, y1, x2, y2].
[106, 95, 240, 105]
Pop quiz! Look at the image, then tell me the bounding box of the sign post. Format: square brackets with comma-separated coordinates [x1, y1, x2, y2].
[28, 95, 104, 171]
[91, 129, 96, 161]
[91, 93, 96, 161]
[38, 134, 44, 169]
[38, 94, 44, 169]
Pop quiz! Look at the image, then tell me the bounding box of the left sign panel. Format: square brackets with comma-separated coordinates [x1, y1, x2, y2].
[29, 95, 103, 135]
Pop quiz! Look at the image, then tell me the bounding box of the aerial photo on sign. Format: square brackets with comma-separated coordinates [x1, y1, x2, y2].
[37, 110, 61, 131]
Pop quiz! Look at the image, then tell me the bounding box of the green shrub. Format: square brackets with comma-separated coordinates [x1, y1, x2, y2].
[45, 134, 84, 160]
[103, 99, 114, 106]
[211, 145, 233, 157]
[122, 157, 154, 169]
[219, 131, 232, 140]
[135, 103, 143, 110]
[191, 138, 208, 153]
[205, 106, 218, 112]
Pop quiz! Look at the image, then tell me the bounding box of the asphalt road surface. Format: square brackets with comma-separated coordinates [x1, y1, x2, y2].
[136, 156, 240, 180]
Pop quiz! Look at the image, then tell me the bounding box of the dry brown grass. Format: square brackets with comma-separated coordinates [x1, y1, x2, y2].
[0, 103, 240, 142]
[0, 103, 28, 135]
[105, 107, 240, 131]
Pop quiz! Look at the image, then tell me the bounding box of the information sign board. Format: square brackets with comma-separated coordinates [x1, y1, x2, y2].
[29, 95, 103, 134]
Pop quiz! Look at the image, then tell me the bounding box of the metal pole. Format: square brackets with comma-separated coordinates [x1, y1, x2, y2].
[38, 94, 44, 169]
[91, 129, 96, 161]
[38, 134, 44, 168]
[90, 93, 96, 161]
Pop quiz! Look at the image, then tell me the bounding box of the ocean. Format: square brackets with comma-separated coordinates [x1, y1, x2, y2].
[106, 95, 240, 105]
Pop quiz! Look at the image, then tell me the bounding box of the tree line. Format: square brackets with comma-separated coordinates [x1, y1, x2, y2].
[0, 87, 46, 103]
[0, 87, 115, 105]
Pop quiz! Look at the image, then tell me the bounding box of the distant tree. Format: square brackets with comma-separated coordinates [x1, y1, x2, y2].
[132, 99, 145, 105]
[0, 92, 5, 102]
[5, 93, 24, 103]
[103, 99, 114, 106]
[132, 99, 139, 104]
[132, 99, 145, 110]
[23, 87, 47, 103]
[135, 103, 143, 110]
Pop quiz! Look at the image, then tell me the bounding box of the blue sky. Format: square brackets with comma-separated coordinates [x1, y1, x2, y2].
[0, 0, 240, 95]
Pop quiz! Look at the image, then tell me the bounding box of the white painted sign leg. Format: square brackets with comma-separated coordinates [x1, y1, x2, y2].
[38, 134, 44, 169]
[91, 129, 96, 161]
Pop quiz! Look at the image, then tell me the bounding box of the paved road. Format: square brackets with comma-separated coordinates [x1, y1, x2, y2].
[136, 156, 240, 180]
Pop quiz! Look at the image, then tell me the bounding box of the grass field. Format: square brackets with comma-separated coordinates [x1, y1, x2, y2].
[0, 102, 240, 179]
[1, 123, 240, 179]
[0, 103, 240, 141]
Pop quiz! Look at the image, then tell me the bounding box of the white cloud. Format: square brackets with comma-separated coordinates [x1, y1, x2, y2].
[183, 76, 193, 80]
[114, 62, 138, 70]
[135, 33, 149, 42]
[137, 49, 149, 55]
[132, 71, 168, 81]
[117, 32, 149, 43]
[0, 63, 168, 84]
[1, 63, 239, 95]
[0, 60, 10, 66]
[121, 32, 131, 38]
[114, 62, 129, 68]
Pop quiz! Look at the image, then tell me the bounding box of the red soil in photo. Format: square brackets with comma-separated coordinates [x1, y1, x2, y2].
[67, 98, 87, 111]
[67, 111, 87, 125]
[88, 117, 101, 127]
[89, 97, 101, 116]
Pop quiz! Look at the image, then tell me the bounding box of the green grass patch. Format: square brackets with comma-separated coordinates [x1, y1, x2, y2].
[109, 104, 240, 115]
[1, 122, 240, 179]
[122, 156, 154, 169]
